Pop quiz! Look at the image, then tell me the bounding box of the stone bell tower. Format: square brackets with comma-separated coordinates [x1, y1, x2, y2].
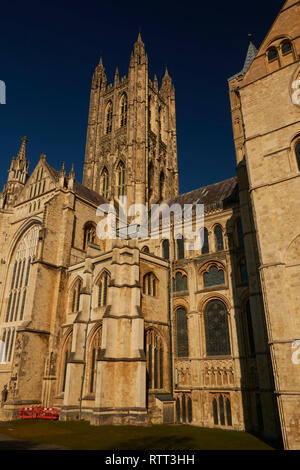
[83, 33, 179, 209]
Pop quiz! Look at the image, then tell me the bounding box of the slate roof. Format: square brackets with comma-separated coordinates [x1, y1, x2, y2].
[73, 181, 107, 206]
[228, 41, 258, 81]
[167, 176, 238, 212]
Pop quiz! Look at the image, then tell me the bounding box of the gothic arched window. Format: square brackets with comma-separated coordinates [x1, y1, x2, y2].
[141, 246, 150, 253]
[173, 272, 188, 292]
[177, 237, 185, 260]
[105, 101, 113, 134]
[203, 265, 225, 288]
[120, 93, 127, 127]
[201, 227, 209, 254]
[143, 272, 157, 297]
[214, 226, 224, 251]
[116, 161, 125, 198]
[61, 332, 72, 392]
[295, 140, 300, 171]
[0, 327, 15, 363]
[148, 161, 154, 200]
[71, 279, 82, 313]
[100, 167, 109, 199]
[5, 225, 39, 324]
[97, 271, 110, 307]
[162, 239, 169, 260]
[175, 307, 189, 357]
[159, 171, 165, 202]
[239, 259, 248, 284]
[236, 218, 244, 248]
[88, 326, 102, 394]
[245, 300, 255, 356]
[204, 300, 231, 356]
[145, 329, 164, 390]
[83, 223, 96, 250]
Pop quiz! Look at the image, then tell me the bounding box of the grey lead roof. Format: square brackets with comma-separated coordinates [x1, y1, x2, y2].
[228, 41, 258, 81]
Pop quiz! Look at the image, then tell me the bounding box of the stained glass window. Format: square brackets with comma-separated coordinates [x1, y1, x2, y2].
[213, 398, 218, 425]
[203, 266, 225, 288]
[175, 307, 189, 357]
[204, 300, 231, 356]
[214, 226, 224, 251]
[173, 272, 188, 292]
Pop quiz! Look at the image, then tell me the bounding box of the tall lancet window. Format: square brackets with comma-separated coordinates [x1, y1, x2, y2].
[159, 171, 165, 202]
[148, 161, 154, 200]
[5, 225, 39, 326]
[88, 326, 102, 394]
[116, 161, 125, 198]
[145, 329, 164, 390]
[296, 140, 300, 171]
[100, 167, 109, 199]
[97, 271, 110, 307]
[105, 101, 113, 134]
[120, 93, 127, 127]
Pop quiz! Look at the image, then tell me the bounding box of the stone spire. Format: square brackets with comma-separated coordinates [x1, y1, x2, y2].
[160, 67, 172, 98]
[0, 136, 30, 209]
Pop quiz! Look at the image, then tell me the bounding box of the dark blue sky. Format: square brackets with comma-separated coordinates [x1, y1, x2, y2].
[0, 0, 284, 195]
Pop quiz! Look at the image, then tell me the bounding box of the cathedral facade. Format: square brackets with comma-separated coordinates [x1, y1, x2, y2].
[0, 0, 299, 450]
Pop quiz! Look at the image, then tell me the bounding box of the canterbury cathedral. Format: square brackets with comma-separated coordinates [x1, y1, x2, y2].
[0, 0, 299, 450]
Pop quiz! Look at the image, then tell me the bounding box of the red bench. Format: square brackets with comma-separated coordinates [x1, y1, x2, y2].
[19, 407, 59, 420]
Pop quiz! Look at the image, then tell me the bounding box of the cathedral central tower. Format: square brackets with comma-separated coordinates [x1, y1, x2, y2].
[83, 33, 179, 209]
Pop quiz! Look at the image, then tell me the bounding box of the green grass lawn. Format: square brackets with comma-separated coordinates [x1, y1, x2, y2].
[0, 420, 275, 450]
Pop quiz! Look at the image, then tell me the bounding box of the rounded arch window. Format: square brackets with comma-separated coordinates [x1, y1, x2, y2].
[204, 300, 231, 356]
[203, 264, 225, 288]
[173, 271, 188, 292]
[267, 47, 278, 62]
[201, 227, 209, 254]
[281, 40, 292, 55]
[214, 225, 224, 251]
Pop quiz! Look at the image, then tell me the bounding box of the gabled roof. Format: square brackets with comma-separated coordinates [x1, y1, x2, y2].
[167, 177, 238, 212]
[228, 41, 258, 81]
